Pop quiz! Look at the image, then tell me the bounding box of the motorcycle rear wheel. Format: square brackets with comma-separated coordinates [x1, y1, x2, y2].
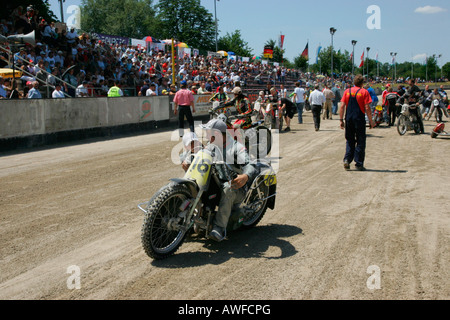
[397, 115, 407, 136]
[141, 184, 191, 260]
[241, 177, 270, 229]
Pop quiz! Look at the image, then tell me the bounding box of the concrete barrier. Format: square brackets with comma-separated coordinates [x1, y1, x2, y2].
[0, 95, 216, 152]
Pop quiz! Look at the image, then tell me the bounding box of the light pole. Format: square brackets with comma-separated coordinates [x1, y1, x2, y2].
[435, 54, 442, 82]
[366, 47, 370, 80]
[330, 27, 336, 78]
[58, 0, 65, 23]
[351, 40, 357, 77]
[214, 0, 219, 52]
[390, 52, 397, 83]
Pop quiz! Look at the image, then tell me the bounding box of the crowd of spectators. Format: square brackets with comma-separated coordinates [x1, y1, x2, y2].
[0, 5, 306, 101]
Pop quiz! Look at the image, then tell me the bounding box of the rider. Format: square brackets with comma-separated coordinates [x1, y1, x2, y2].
[200, 119, 258, 242]
[427, 88, 448, 122]
[214, 87, 253, 129]
[209, 85, 230, 102]
[385, 87, 401, 126]
[209, 85, 231, 116]
[406, 79, 425, 134]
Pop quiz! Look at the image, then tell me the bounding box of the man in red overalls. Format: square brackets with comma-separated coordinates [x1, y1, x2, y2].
[339, 75, 375, 171]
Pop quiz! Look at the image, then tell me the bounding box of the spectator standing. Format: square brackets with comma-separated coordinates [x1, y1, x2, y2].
[173, 80, 196, 137]
[309, 84, 325, 131]
[63, 68, 78, 97]
[107, 80, 123, 97]
[322, 84, 335, 120]
[293, 82, 306, 124]
[27, 81, 42, 99]
[331, 84, 342, 115]
[146, 83, 158, 96]
[76, 80, 89, 97]
[339, 75, 374, 171]
[366, 83, 379, 112]
[52, 83, 65, 98]
[0, 77, 7, 98]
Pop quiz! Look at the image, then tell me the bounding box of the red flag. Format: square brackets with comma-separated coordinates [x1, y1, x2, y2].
[349, 52, 353, 62]
[359, 51, 365, 68]
[279, 35, 285, 49]
[301, 43, 309, 59]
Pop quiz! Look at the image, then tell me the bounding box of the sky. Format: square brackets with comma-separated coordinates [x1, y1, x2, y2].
[48, 0, 450, 67]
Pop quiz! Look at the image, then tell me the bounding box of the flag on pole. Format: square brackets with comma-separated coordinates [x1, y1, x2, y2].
[316, 45, 322, 64]
[278, 34, 285, 49]
[301, 42, 309, 59]
[349, 52, 353, 62]
[359, 51, 365, 68]
[375, 52, 379, 63]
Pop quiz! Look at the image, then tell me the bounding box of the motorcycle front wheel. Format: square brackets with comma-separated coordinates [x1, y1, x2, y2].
[242, 177, 270, 229]
[141, 184, 191, 260]
[397, 115, 407, 136]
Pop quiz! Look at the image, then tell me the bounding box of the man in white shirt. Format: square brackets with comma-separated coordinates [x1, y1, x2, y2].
[66, 28, 78, 44]
[76, 81, 89, 97]
[52, 83, 65, 98]
[293, 82, 306, 124]
[146, 83, 158, 96]
[309, 84, 325, 131]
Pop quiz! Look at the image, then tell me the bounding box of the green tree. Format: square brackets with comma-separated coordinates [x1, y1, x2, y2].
[442, 62, 450, 80]
[294, 55, 308, 71]
[80, 0, 158, 39]
[217, 30, 253, 57]
[156, 0, 215, 51]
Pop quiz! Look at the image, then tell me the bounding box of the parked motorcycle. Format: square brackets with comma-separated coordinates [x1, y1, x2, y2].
[397, 101, 423, 136]
[138, 148, 277, 260]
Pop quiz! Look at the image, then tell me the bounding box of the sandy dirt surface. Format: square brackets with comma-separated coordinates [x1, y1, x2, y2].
[0, 112, 449, 300]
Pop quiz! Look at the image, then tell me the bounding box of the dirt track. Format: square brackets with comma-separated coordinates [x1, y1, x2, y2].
[0, 112, 449, 300]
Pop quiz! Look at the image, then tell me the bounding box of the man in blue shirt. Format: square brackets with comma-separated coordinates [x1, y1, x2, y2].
[27, 81, 42, 99]
[366, 84, 379, 112]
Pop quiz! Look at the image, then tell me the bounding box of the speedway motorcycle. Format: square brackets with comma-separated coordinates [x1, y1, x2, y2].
[138, 147, 277, 260]
[372, 105, 385, 127]
[397, 100, 423, 136]
[210, 102, 273, 157]
[427, 99, 449, 123]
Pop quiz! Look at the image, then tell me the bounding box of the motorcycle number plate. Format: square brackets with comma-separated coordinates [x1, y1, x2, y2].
[264, 174, 277, 186]
[185, 151, 213, 189]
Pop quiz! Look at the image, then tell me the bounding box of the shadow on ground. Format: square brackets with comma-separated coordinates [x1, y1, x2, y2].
[151, 224, 303, 268]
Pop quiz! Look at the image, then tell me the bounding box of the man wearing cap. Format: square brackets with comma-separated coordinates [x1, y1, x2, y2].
[174, 80, 196, 137]
[200, 119, 258, 242]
